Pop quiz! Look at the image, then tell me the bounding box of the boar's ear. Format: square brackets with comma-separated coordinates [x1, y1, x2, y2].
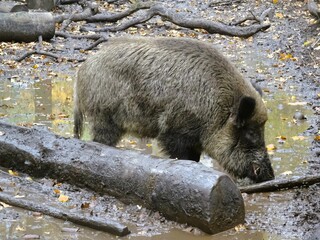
[233, 96, 256, 128]
[251, 81, 263, 96]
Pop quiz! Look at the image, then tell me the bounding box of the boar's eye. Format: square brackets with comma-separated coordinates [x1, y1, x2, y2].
[241, 126, 264, 147]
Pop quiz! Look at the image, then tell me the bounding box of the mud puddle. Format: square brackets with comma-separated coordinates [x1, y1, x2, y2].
[0, 73, 315, 239]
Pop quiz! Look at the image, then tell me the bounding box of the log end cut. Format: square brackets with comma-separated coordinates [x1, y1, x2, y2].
[146, 160, 245, 234]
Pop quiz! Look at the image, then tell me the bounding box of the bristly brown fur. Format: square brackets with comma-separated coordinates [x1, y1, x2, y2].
[74, 36, 274, 183]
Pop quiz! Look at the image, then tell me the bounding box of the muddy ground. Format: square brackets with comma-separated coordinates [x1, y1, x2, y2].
[0, 0, 319, 239]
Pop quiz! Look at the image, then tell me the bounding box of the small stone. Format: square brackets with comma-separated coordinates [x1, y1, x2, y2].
[293, 111, 306, 120]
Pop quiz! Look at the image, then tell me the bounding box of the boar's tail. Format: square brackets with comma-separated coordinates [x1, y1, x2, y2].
[73, 98, 84, 139]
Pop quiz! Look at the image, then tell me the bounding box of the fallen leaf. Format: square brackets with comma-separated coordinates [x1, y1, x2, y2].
[146, 143, 152, 147]
[276, 136, 287, 140]
[129, 140, 137, 145]
[25, 177, 33, 181]
[266, 144, 277, 151]
[235, 224, 246, 232]
[0, 202, 11, 208]
[273, 0, 278, 3]
[8, 170, 19, 176]
[15, 225, 25, 231]
[303, 40, 313, 46]
[32, 212, 43, 217]
[62, 227, 80, 233]
[279, 52, 297, 61]
[58, 194, 69, 202]
[53, 189, 61, 195]
[81, 202, 90, 209]
[275, 12, 284, 19]
[23, 234, 40, 239]
[14, 195, 25, 199]
[288, 102, 307, 106]
[292, 136, 305, 141]
[281, 170, 293, 176]
[314, 135, 320, 141]
[58, 113, 69, 119]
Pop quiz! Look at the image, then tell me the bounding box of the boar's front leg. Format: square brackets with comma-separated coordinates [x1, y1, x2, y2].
[91, 114, 124, 146]
[158, 131, 202, 162]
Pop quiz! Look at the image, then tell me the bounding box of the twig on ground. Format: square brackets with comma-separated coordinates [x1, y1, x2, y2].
[0, 192, 130, 236]
[240, 174, 320, 194]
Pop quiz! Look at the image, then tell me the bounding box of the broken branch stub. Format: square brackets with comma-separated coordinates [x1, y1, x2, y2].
[0, 122, 245, 234]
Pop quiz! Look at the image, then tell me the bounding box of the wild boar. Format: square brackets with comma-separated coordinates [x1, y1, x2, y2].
[74, 37, 274, 183]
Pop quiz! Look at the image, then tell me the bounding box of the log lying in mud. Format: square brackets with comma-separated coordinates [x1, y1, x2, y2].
[0, 122, 244, 234]
[0, 12, 55, 42]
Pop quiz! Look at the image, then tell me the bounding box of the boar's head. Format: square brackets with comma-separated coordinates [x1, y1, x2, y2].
[206, 95, 275, 183]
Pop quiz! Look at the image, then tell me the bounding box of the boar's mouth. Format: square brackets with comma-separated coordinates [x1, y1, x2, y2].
[223, 149, 275, 183]
[249, 159, 275, 183]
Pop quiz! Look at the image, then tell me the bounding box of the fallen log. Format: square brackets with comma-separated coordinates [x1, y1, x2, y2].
[240, 174, 320, 194]
[0, 12, 55, 42]
[0, 122, 244, 234]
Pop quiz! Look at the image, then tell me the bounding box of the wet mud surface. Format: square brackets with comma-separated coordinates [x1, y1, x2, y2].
[0, 0, 319, 239]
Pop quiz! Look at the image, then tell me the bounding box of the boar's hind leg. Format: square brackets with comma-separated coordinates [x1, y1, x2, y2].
[91, 115, 124, 146]
[158, 133, 201, 162]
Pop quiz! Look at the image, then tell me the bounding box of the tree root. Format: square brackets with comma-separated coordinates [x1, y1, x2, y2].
[54, 1, 99, 23]
[85, 1, 153, 23]
[81, 3, 270, 38]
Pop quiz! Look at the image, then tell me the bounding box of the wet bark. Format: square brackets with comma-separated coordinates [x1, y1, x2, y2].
[0, 12, 55, 42]
[0, 122, 244, 235]
[240, 175, 320, 194]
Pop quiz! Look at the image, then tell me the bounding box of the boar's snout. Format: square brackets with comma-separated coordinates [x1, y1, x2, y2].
[250, 154, 274, 183]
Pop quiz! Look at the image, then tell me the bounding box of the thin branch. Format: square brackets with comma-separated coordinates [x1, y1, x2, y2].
[85, 1, 153, 23]
[0, 192, 130, 237]
[16, 50, 59, 62]
[239, 174, 320, 194]
[84, 37, 109, 50]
